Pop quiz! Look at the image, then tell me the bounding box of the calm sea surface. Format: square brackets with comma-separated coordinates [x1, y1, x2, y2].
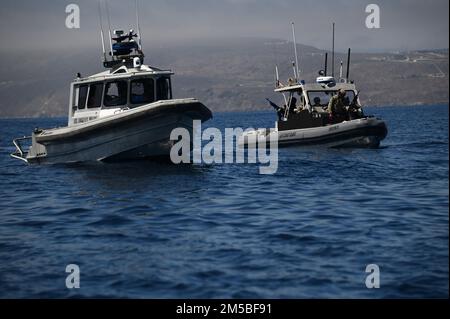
[0, 105, 448, 298]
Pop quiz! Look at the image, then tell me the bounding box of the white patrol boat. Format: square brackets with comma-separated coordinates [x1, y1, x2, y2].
[11, 4, 212, 164]
[239, 23, 387, 148]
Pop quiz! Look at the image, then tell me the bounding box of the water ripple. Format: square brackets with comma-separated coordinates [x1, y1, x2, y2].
[0, 105, 448, 298]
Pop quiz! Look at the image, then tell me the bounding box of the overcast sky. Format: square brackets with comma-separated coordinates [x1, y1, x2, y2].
[1, 0, 448, 53]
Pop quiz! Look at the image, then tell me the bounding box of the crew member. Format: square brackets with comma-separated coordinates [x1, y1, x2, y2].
[327, 89, 348, 122]
[313, 97, 321, 106]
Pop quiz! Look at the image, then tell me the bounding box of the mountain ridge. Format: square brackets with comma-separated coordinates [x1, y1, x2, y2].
[0, 38, 448, 118]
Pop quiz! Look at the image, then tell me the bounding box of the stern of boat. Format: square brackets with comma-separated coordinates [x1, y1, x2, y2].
[10, 131, 48, 164]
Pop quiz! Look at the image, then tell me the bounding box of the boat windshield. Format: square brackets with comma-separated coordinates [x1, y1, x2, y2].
[104, 80, 128, 107]
[157, 77, 172, 100]
[76, 85, 88, 109]
[307, 90, 355, 107]
[130, 78, 155, 105]
[87, 83, 103, 109]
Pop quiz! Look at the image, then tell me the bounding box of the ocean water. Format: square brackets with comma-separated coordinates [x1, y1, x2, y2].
[0, 105, 448, 298]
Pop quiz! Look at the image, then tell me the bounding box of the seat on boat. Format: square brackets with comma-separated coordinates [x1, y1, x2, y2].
[313, 106, 329, 114]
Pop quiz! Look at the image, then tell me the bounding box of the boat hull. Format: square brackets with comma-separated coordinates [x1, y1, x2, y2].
[239, 117, 388, 148]
[20, 99, 211, 164]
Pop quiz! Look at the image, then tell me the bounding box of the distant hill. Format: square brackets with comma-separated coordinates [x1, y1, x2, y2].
[0, 38, 448, 117]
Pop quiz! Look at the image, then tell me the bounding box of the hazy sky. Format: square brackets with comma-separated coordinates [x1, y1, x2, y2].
[1, 0, 448, 53]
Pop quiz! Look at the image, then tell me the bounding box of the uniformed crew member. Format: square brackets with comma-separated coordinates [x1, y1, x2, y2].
[327, 89, 348, 122]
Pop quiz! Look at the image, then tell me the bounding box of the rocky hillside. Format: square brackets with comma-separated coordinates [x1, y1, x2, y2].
[0, 38, 447, 117]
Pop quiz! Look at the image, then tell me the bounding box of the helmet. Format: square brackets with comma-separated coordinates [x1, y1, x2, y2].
[338, 89, 346, 96]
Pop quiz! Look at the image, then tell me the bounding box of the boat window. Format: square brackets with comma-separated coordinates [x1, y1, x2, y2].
[130, 78, 155, 104]
[307, 90, 355, 107]
[87, 83, 103, 109]
[104, 81, 128, 107]
[76, 85, 88, 109]
[156, 77, 172, 101]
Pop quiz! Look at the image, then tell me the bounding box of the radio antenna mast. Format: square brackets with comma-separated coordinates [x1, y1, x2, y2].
[346, 48, 351, 82]
[331, 22, 335, 77]
[98, 0, 106, 61]
[291, 22, 300, 82]
[275, 65, 280, 87]
[135, 0, 143, 51]
[105, 0, 114, 59]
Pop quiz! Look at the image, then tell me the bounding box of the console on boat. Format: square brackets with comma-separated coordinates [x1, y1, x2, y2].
[273, 81, 362, 131]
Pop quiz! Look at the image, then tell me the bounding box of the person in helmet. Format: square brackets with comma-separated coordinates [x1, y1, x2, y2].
[327, 89, 348, 122]
[313, 97, 321, 106]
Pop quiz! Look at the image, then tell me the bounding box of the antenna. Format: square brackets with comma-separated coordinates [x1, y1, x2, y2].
[331, 22, 335, 77]
[98, 0, 106, 61]
[324, 52, 328, 76]
[291, 22, 300, 82]
[275, 65, 280, 87]
[105, 0, 114, 59]
[292, 61, 297, 81]
[346, 48, 351, 82]
[135, 0, 143, 51]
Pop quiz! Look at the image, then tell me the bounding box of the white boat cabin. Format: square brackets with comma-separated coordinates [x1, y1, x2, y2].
[68, 63, 174, 126]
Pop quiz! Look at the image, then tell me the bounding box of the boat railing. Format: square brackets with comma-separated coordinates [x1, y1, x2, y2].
[10, 136, 32, 162]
